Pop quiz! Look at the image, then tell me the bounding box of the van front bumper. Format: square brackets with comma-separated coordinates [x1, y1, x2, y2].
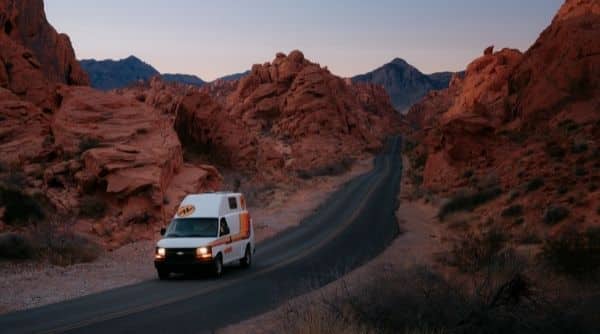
[154, 258, 214, 273]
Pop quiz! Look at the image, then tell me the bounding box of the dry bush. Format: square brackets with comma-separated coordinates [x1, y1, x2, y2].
[540, 227, 600, 279]
[279, 260, 600, 334]
[297, 158, 355, 179]
[444, 228, 512, 273]
[34, 214, 102, 266]
[438, 187, 502, 220]
[44, 233, 102, 266]
[0, 232, 35, 260]
[543, 206, 569, 225]
[79, 195, 108, 219]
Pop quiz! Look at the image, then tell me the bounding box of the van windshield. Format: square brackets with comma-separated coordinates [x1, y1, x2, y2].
[165, 218, 219, 238]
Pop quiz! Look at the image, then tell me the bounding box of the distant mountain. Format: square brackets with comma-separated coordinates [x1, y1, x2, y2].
[215, 70, 250, 82]
[80, 56, 205, 90]
[80, 56, 159, 90]
[161, 73, 205, 86]
[352, 58, 459, 112]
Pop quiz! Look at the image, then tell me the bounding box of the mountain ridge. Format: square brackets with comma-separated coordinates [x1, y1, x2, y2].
[352, 57, 460, 112]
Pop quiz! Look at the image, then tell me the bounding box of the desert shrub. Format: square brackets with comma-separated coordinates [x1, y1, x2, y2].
[574, 166, 587, 177]
[78, 137, 101, 153]
[525, 177, 544, 192]
[541, 228, 600, 279]
[543, 206, 569, 225]
[413, 153, 428, 169]
[514, 217, 525, 225]
[0, 186, 45, 225]
[79, 196, 107, 219]
[571, 141, 588, 154]
[403, 140, 417, 153]
[0, 233, 35, 260]
[518, 232, 542, 245]
[558, 119, 580, 133]
[545, 142, 566, 160]
[438, 187, 502, 219]
[298, 158, 354, 179]
[42, 233, 102, 266]
[2, 169, 27, 188]
[508, 189, 520, 202]
[557, 184, 569, 195]
[446, 229, 509, 273]
[280, 264, 597, 334]
[501, 204, 523, 217]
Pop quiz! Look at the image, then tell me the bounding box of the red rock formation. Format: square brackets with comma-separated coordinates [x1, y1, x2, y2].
[407, 0, 599, 230]
[0, 1, 221, 247]
[127, 52, 403, 181]
[0, 0, 88, 86]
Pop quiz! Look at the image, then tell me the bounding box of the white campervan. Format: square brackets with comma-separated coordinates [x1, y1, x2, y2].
[154, 192, 255, 279]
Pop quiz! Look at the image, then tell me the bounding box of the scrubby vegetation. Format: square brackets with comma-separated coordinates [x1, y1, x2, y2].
[0, 169, 46, 225]
[79, 195, 107, 219]
[438, 187, 502, 219]
[43, 232, 102, 266]
[501, 204, 523, 217]
[445, 228, 510, 273]
[541, 228, 600, 279]
[543, 206, 569, 225]
[78, 137, 101, 153]
[281, 264, 599, 334]
[298, 158, 355, 179]
[525, 177, 544, 192]
[0, 233, 35, 260]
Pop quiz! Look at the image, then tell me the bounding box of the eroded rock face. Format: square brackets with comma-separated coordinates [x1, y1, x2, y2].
[0, 88, 50, 163]
[120, 52, 403, 182]
[53, 87, 183, 203]
[407, 0, 599, 229]
[0, 0, 88, 86]
[0, 1, 222, 247]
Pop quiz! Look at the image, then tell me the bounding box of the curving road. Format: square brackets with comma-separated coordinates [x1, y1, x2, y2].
[0, 136, 403, 334]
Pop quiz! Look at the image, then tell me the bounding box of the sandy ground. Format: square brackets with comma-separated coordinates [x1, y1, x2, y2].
[219, 157, 445, 334]
[0, 158, 373, 314]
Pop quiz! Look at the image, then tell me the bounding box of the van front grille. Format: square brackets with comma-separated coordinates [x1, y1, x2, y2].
[165, 248, 196, 263]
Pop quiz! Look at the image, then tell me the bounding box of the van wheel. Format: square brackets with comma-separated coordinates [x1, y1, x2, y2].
[240, 245, 252, 268]
[213, 254, 223, 277]
[157, 269, 170, 280]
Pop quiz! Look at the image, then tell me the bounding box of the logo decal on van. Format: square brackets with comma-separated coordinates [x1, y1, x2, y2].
[177, 205, 195, 217]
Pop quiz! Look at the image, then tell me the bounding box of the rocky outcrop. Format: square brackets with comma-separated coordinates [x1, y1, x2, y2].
[190, 51, 402, 179]
[407, 0, 599, 230]
[0, 88, 50, 163]
[120, 51, 403, 182]
[0, 1, 221, 247]
[0, 0, 88, 86]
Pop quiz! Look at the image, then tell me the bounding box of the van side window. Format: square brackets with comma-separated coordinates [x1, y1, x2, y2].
[228, 197, 238, 210]
[219, 218, 230, 236]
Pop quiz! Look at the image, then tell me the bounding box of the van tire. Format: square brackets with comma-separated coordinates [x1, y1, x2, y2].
[157, 269, 170, 280]
[240, 245, 252, 268]
[213, 254, 223, 277]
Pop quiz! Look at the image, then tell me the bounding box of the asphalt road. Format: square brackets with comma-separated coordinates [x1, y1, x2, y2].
[0, 136, 403, 334]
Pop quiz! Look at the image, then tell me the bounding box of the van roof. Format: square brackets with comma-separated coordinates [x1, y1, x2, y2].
[176, 193, 242, 218]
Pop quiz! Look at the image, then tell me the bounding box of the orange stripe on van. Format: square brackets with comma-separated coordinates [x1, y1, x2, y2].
[209, 211, 252, 246]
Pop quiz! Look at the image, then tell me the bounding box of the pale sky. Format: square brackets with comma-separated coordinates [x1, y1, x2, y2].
[45, 0, 563, 81]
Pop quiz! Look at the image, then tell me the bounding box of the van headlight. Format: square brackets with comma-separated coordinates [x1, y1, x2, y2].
[196, 247, 212, 259]
[155, 247, 166, 259]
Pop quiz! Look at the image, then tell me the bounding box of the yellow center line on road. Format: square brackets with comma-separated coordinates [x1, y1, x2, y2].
[41, 152, 393, 334]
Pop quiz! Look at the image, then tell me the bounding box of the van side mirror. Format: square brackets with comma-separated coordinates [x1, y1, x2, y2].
[160, 228, 166, 236]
